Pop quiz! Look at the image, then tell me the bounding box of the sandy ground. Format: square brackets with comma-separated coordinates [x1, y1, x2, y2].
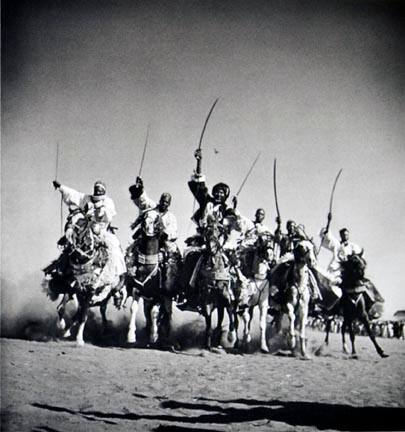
[1, 321, 405, 432]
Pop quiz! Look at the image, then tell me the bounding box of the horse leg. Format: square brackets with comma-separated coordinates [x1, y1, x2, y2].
[127, 296, 139, 344]
[341, 318, 349, 354]
[242, 308, 251, 346]
[214, 305, 224, 347]
[100, 300, 108, 334]
[360, 314, 389, 358]
[286, 302, 296, 350]
[56, 294, 69, 330]
[76, 302, 89, 347]
[259, 297, 269, 353]
[149, 304, 160, 345]
[226, 305, 237, 346]
[298, 296, 310, 359]
[204, 305, 213, 350]
[159, 298, 172, 342]
[347, 320, 357, 358]
[143, 300, 153, 342]
[324, 317, 331, 346]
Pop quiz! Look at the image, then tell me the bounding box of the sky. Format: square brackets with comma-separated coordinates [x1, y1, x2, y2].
[2, 0, 405, 318]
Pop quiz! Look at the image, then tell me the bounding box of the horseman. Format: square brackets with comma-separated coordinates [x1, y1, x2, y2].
[128, 176, 179, 255]
[319, 227, 363, 273]
[51, 180, 126, 296]
[271, 219, 322, 304]
[318, 226, 381, 316]
[127, 176, 181, 296]
[274, 219, 308, 262]
[235, 209, 275, 280]
[178, 148, 236, 310]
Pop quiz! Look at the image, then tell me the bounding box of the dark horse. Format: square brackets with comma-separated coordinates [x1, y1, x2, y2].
[192, 217, 237, 350]
[326, 253, 388, 358]
[125, 209, 180, 346]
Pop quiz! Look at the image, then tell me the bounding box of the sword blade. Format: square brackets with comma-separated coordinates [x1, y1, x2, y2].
[329, 168, 343, 214]
[236, 151, 261, 196]
[138, 124, 150, 177]
[273, 158, 281, 219]
[198, 98, 219, 150]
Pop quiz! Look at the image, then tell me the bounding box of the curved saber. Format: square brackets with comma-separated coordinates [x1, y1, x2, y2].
[273, 158, 281, 220]
[198, 98, 219, 150]
[317, 168, 343, 255]
[326, 168, 343, 231]
[55, 141, 63, 237]
[138, 124, 150, 177]
[190, 98, 220, 220]
[236, 151, 261, 196]
[55, 141, 60, 181]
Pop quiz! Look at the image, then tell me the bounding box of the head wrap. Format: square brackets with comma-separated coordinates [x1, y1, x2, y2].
[92, 181, 106, 201]
[160, 192, 172, 204]
[212, 182, 230, 200]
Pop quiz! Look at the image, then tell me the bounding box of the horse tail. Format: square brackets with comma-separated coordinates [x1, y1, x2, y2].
[41, 277, 61, 302]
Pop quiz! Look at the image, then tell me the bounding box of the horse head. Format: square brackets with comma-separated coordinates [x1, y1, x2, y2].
[293, 239, 316, 267]
[341, 253, 367, 283]
[70, 213, 97, 264]
[142, 209, 162, 238]
[204, 215, 226, 256]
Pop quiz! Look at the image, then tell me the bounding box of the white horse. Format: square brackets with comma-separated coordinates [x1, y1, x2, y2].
[270, 240, 318, 359]
[125, 209, 179, 346]
[43, 214, 125, 346]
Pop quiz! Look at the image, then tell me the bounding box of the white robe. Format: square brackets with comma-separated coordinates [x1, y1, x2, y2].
[59, 185, 126, 278]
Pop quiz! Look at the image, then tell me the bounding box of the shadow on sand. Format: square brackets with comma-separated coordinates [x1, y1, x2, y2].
[32, 395, 405, 431]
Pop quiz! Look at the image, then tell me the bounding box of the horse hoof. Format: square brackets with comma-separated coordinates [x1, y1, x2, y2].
[227, 331, 236, 344]
[260, 348, 270, 354]
[76, 340, 85, 347]
[379, 352, 389, 358]
[127, 336, 136, 344]
[350, 354, 359, 360]
[300, 354, 312, 361]
[62, 330, 72, 339]
[58, 319, 66, 331]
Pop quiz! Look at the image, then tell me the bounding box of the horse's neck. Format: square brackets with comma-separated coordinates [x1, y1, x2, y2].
[139, 235, 160, 256]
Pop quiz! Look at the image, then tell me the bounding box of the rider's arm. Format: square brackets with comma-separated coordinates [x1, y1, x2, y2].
[319, 229, 339, 252]
[58, 185, 86, 209]
[188, 174, 209, 207]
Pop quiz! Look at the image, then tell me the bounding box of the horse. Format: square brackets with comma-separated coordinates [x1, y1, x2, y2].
[43, 214, 125, 346]
[231, 233, 273, 353]
[327, 253, 388, 358]
[125, 208, 180, 347]
[269, 240, 318, 359]
[190, 217, 237, 350]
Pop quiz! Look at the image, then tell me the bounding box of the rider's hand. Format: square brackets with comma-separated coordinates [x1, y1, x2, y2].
[53, 180, 61, 190]
[194, 149, 202, 160]
[232, 195, 238, 209]
[136, 176, 143, 188]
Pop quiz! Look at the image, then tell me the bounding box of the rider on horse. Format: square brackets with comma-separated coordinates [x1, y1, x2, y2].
[271, 220, 322, 304]
[178, 148, 236, 311]
[320, 227, 363, 273]
[319, 226, 381, 317]
[129, 176, 179, 254]
[128, 177, 181, 295]
[46, 180, 126, 300]
[274, 219, 308, 261]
